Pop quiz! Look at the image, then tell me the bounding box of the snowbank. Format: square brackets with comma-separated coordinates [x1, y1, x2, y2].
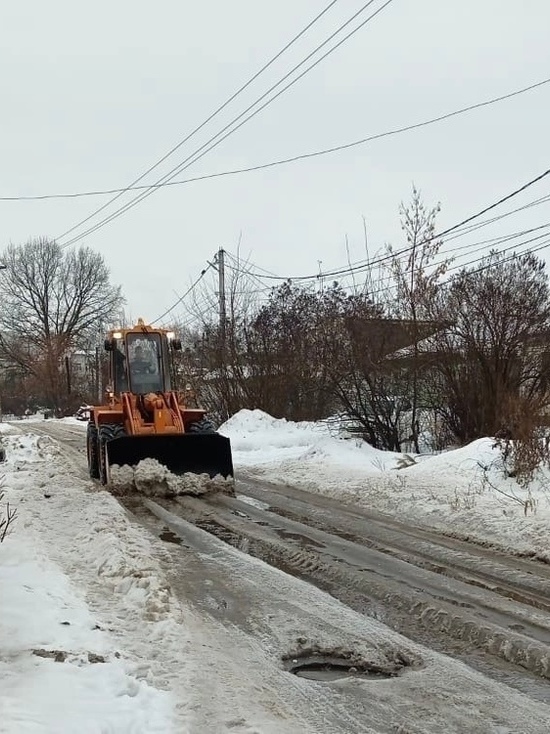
[219, 408, 330, 464]
[220, 408, 403, 471]
[0, 433, 174, 732]
[0, 536, 170, 732]
[0, 422, 18, 436]
[221, 410, 550, 560]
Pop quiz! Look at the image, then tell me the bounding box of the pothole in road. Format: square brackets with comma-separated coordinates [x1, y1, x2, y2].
[289, 657, 395, 681]
[283, 648, 414, 682]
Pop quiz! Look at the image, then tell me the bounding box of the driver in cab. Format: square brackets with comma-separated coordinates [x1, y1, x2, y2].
[131, 345, 155, 374]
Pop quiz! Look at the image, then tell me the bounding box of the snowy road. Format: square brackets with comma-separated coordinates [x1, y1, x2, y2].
[148, 484, 550, 690]
[6, 418, 550, 733]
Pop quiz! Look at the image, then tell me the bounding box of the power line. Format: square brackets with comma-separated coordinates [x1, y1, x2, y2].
[218, 168, 550, 283]
[158, 252, 274, 328]
[225, 219, 550, 273]
[168, 231, 550, 328]
[2, 76, 548, 203]
[160, 179, 550, 325]
[377, 233, 550, 298]
[160, 222, 550, 329]
[58, 1, 392, 248]
[57, 0, 394, 249]
[164, 295, 218, 330]
[465, 237, 550, 275]
[348, 229, 550, 301]
[223, 223, 550, 295]
[223, 250, 280, 290]
[440, 192, 550, 242]
[51, 0, 341, 240]
[152, 264, 213, 324]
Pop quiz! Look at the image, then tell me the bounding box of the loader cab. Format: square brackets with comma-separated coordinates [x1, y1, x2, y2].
[109, 331, 173, 395]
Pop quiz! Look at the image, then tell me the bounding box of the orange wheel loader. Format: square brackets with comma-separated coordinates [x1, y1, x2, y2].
[86, 319, 233, 485]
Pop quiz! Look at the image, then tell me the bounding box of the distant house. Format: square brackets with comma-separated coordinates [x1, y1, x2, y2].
[70, 350, 90, 375]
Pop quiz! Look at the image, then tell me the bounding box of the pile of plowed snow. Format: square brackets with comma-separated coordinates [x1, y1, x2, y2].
[109, 458, 234, 497]
[219, 408, 404, 470]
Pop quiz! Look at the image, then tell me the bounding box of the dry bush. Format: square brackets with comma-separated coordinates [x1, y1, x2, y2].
[493, 394, 550, 489]
[0, 482, 17, 542]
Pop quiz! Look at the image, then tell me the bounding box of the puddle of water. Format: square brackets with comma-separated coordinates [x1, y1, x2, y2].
[289, 657, 397, 681]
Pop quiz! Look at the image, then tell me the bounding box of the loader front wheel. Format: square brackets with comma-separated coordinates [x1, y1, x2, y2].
[188, 418, 216, 434]
[87, 423, 100, 479]
[98, 423, 126, 485]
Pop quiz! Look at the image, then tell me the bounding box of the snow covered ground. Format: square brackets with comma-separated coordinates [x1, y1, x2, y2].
[0, 431, 173, 732]
[3, 416, 550, 732]
[220, 409, 550, 562]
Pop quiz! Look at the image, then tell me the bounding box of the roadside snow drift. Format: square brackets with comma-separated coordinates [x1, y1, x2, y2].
[0, 433, 172, 733]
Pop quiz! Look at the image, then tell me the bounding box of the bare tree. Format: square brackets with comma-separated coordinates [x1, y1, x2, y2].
[432, 250, 550, 442]
[0, 238, 123, 412]
[385, 187, 450, 451]
[244, 281, 346, 420]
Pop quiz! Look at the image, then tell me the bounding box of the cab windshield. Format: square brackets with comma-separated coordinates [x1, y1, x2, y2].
[126, 333, 164, 394]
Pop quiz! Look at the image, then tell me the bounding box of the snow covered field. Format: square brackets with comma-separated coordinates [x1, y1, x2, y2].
[2, 416, 550, 732]
[221, 410, 550, 562]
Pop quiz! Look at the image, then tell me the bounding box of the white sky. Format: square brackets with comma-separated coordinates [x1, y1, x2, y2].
[1, 1, 549, 325]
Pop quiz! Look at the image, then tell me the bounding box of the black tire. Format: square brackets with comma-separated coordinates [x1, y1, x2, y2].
[87, 423, 100, 479]
[188, 417, 216, 434]
[98, 423, 126, 485]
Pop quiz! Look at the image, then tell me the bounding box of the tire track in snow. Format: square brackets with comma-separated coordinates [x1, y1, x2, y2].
[233, 477, 550, 612]
[156, 493, 550, 690]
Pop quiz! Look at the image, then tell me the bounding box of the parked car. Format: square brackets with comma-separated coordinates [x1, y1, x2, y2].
[74, 405, 92, 421]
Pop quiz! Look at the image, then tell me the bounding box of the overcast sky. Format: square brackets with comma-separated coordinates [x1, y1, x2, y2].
[1, 1, 548, 326]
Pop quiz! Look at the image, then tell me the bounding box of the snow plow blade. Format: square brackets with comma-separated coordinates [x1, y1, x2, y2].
[106, 434, 234, 479]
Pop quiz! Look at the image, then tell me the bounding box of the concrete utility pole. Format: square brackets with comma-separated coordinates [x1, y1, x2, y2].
[217, 247, 227, 342]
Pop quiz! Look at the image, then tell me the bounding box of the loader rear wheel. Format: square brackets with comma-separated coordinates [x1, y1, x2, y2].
[87, 423, 100, 479]
[98, 423, 126, 485]
[188, 418, 216, 434]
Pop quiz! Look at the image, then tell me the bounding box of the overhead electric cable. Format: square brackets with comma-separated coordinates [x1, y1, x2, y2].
[163, 226, 550, 327]
[216, 168, 550, 283]
[57, 0, 394, 248]
[152, 263, 213, 323]
[3, 76, 547, 203]
[222, 225, 550, 298]
[51, 0, 341, 239]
